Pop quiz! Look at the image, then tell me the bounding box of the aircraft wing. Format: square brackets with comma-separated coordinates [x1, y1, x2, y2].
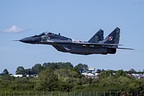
[54, 41, 134, 50]
[54, 41, 122, 47]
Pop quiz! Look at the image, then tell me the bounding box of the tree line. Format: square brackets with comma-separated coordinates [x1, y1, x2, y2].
[0, 62, 144, 95]
[15, 62, 88, 76]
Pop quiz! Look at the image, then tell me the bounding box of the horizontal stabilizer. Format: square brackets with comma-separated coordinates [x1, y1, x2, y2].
[117, 47, 134, 50]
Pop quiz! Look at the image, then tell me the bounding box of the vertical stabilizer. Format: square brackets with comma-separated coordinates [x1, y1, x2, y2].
[88, 29, 104, 43]
[102, 27, 120, 45]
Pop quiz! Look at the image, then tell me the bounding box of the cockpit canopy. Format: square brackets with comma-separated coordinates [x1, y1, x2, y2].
[33, 32, 72, 41]
[32, 32, 55, 37]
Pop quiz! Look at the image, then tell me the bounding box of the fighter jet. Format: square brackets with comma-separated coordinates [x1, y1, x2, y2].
[19, 27, 133, 55]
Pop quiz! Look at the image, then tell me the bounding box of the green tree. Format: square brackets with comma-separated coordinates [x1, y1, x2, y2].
[35, 69, 58, 91]
[32, 64, 43, 74]
[25, 68, 33, 75]
[115, 70, 127, 77]
[55, 68, 81, 91]
[2, 69, 9, 75]
[10, 77, 35, 91]
[99, 70, 114, 78]
[128, 68, 136, 73]
[75, 63, 88, 73]
[42, 62, 73, 70]
[16, 66, 25, 75]
[57, 62, 73, 69]
[96, 69, 102, 73]
[43, 62, 58, 69]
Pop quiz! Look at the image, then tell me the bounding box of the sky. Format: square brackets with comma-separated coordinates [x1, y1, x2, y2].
[0, 0, 144, 74]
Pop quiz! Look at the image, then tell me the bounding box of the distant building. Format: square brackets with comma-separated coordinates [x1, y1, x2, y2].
[88, 68, 95, 73]
[131, 74, 144, 79]
[82, 67, 99, 79]
[82, 72, 99, 79]
[13, 74, 23, 78]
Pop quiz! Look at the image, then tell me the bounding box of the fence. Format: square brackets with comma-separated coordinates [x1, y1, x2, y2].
[0, 91, 143, 96]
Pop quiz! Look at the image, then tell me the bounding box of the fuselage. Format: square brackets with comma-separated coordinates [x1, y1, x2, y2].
[20, 32, 117, 55]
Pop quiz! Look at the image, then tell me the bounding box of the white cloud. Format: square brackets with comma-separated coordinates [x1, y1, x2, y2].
[3, 25, 25, 33]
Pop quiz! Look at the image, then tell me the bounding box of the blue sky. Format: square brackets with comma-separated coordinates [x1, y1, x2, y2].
[0, 0, 144, 74]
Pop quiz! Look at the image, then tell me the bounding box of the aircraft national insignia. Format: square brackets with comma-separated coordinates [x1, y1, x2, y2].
[108, 36, 113, 41]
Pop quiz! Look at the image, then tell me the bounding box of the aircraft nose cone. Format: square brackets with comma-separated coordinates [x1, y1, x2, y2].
[20, 37, 33, 43]
[20, 37, 41, 44]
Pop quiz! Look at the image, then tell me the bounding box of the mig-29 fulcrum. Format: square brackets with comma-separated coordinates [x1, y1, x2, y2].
[19, 27, 133, 55]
